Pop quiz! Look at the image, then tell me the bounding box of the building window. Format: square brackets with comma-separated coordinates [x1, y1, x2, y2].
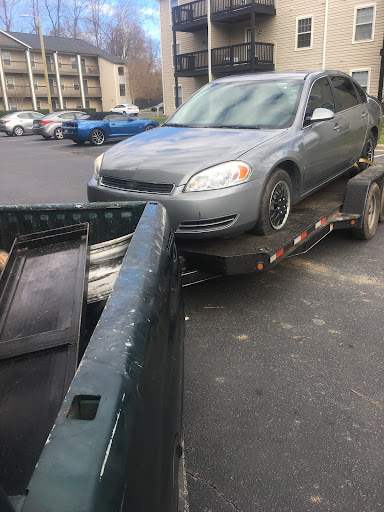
[354, 5, 374, 41]
[5, 76, 14, 89]
[85, 99, 90, 108]
[74, 79, 80, 90]
[2, 51, 11, 66]
[118, 66, 124, 76]
[63, 100, 67, 108]
[30, 53, 36, 67]
[174, 85, 182, 107]
[76, 101, 82, 108]
[9, 101, 17, 110]
[33, 77, 39, 90]
[351, 70, 369, 93]
[71, 57, 78, 69]
[61, 78, 65, 90]
[172, 43, 181, 56]
[57, 55, 62, 68]
[120, 84, 126, 96]
[52, 99, 57, 110]
[36, 100, 41, 110]
[296, 17, 313, 49]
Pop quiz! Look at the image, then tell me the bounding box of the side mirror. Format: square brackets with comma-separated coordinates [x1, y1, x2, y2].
[308, 107, 335, 123]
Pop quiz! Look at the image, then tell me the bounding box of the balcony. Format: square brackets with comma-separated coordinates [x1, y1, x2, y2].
[32, 62, 56, 74]
[175, 42, 273, 77]
[82, 65, 100, 76]
[172, 0, 274, 31]
[211, 0, 275, 23]
[84, 86, 102, 97]
[175, 50, 208, 76]
[172, 0, 207, 32]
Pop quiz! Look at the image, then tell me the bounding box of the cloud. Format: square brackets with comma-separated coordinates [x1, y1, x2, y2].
[140, 7, 158, 17]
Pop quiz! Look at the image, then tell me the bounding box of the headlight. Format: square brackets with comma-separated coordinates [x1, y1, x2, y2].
[184, 161, 252, 192]
[93, 153, 104, 181]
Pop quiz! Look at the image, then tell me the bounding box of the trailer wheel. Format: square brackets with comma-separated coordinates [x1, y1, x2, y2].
[251, 168, 293, 235]
[353, 182, 380, 239]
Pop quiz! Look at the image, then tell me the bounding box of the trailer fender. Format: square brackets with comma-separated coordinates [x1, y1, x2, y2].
[342, 164, 384, 229]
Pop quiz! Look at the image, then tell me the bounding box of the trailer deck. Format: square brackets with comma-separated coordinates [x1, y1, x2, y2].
[178, 177, 354, 275]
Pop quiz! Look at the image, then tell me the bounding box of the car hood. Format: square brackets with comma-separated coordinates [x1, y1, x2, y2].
[100, 126, 281, 186]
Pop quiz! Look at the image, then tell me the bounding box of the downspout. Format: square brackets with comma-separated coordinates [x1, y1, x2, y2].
[378, 35, 384, 103]
[0, 52, 9, 110]
[173, 29, 179, 108]
[25, 49, 37, 110]
[322, 0, 329, 70]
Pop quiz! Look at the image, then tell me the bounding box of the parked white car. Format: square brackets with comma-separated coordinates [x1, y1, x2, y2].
[110, 104, 140, 116]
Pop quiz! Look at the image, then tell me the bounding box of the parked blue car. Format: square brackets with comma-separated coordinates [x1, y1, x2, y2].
[62, 112, 159, 146]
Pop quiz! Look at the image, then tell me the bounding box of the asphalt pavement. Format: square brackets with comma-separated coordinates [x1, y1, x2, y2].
[1, 134, 384, 511]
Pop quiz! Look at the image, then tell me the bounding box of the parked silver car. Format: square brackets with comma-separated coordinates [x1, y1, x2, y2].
[0, 111, 44, 136]
[33, 111, 86, 140]
[88, 71, 382, 238]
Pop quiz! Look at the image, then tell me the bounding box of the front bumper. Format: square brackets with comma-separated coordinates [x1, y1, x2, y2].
[87, 176, 264, 239]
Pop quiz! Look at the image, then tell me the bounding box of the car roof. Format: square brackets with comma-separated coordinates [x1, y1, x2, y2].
[213, 70, 353, 84]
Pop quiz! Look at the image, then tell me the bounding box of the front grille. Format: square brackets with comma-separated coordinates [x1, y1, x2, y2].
[178, 214, 238, 232]
[101, 175, 174, 195]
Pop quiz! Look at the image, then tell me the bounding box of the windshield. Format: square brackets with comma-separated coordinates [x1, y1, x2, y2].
[166, 79, 304, 129]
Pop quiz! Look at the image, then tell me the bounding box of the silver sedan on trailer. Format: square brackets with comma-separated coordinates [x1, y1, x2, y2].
[88, 71, 382, 238]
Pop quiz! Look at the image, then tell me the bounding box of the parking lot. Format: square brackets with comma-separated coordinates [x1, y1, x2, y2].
[2, 134, 384, 512]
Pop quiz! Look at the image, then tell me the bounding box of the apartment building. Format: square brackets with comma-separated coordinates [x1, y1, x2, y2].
[0, 31, 130, 112]
[160, 0, 384, 115]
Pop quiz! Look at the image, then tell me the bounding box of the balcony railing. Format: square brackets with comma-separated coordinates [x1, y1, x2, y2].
[173, 0, 274, 29]
[82, 65, 100, 75]
[175, 42, 273, 75]
[172, 0, 207, 29]
[212, 42, 273, 68]
[211, 0, 274, 16]
[175, 50, 208, 74]
[85, 86, 102, 97]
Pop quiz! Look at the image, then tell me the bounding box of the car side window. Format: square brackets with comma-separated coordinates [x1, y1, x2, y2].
[31, 112, 42, 119]
[353, 83, 367, 104]
[108, 114, 126, 121]
[306, 78, 335, 121]
[59, 113, 75, 119]
[330, 76, 359, 110]
[18, 113, 30, 119]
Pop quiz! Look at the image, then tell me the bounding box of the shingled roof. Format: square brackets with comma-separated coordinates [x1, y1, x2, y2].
[4, 31, 125, 64]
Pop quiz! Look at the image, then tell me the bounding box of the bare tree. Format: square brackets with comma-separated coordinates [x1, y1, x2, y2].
[64, 0, 89, 39]
[44, 0, 64, 36]
[0, 0, 22, 31]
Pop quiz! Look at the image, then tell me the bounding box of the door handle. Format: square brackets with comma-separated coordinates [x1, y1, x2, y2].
[362, 112, 368, 118]
[333, 123, 341, 131]
[111, 123, 116, 125]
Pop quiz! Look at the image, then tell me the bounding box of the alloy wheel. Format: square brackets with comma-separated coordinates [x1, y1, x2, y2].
[55, 127, 63, 139]
[14, 126, 24, 136]
[91, 129, 105, 145]
[269, 180, 291, 230]
[367, 192, 377, 230]
[145, 125, 155, 131]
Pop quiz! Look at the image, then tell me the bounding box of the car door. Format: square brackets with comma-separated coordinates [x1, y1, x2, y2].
[108, 114, 132, 137]
[302, 76, 344, 192]
[17, 112, 33, 132]
[329, 75, 367, 168]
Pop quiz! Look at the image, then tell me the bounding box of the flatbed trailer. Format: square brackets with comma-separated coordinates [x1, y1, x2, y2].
[178, 166, 384, 282]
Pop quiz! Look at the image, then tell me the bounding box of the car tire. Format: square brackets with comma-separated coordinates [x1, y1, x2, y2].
[6, 132, 13, 136]
[54, 127, 63, 140]
[353, 182, 380, 240]
[89, 128, 105, 146]
[123, 111, 127, 115]
[13, 125, 24, 136]
[145, 124, 156, 131]
[251, 168, 293, 235]
[42, 135, 51, 140]
[133, 113, 138, 116]
[358, 132, 375, 171]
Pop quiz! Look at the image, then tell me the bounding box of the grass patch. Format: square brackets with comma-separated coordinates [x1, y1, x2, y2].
[379, 125, 384, 145]
[142, 115, 168, 124]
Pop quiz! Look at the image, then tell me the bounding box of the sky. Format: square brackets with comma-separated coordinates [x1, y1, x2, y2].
[141, 2, 161, 41]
